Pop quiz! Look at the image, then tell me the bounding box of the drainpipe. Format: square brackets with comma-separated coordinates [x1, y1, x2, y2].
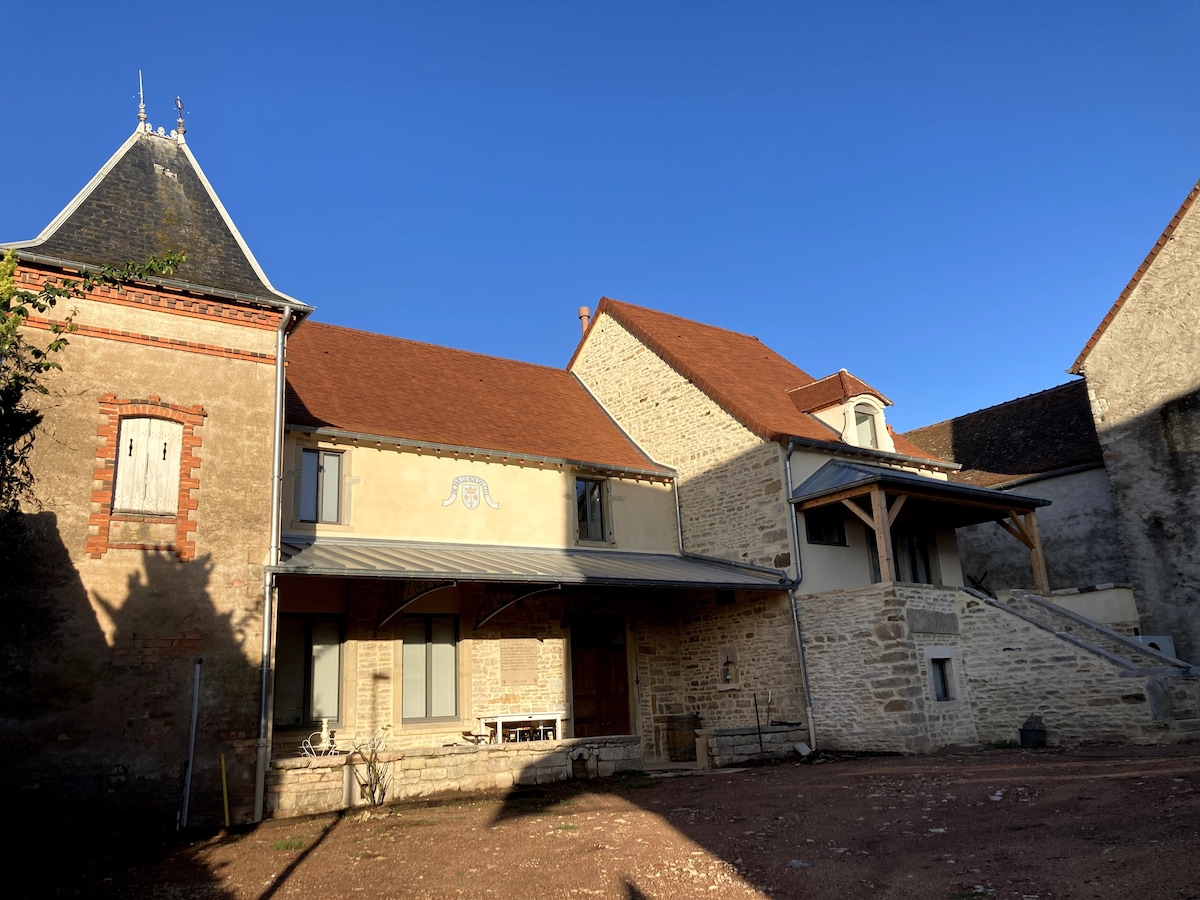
[253, 304, 295, 823]
[784, 441, 817, 751]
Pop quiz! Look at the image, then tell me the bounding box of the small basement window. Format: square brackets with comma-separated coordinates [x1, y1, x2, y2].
[924, 646, 958, 703]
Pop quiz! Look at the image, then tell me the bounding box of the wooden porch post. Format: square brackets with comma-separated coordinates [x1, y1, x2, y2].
[997, 508, 1050, 594]
[1023, 510, 1050, 594]
[870, 487, 895, 583]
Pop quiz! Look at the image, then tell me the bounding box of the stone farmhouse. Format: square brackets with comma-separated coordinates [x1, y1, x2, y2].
[4, 117, 1197, 826]
[569, 300, 1198, 758]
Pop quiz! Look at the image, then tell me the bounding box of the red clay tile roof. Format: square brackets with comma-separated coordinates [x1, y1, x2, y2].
[583, 298, 944, 463]
[902, 380, 1102, 487]
[286, 321, 666, 472]
[787, 370, 892, 413]
[1071, 178, 1200, 374]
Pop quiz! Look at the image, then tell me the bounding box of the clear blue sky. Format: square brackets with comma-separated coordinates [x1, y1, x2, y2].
[5, 2, 1200, 430]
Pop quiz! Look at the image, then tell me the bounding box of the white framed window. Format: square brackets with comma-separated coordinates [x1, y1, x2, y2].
[300, 449, 342, 523]
[274, 615, 343, 728]
[854, 403, 880, 449]
[402, 614, 459, 721]
[112, 417, 183, 515]
[576, 477, 607, 542]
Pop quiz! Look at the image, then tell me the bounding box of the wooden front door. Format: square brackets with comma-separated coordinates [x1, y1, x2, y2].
[570, 615, 630, 737]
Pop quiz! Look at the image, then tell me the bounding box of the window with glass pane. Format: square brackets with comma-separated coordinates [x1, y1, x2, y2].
[402, 615, 458, 721]
[273, 615, 342, 727]
[854, 405, 879, 449]
[576, 477, 606, 542]
[300, 449, 342, 523]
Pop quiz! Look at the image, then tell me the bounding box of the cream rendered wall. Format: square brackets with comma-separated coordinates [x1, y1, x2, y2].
[282, 439, 678, 553]
[789, 447, 964, 594]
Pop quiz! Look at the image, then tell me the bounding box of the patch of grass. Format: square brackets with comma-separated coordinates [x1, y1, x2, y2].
[273, 837, 305, 851]
[554, 824, 577, 831]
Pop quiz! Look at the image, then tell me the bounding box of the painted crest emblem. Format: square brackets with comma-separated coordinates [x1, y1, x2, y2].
[442, 475, 500, 510]
[462, 483, 481, 510]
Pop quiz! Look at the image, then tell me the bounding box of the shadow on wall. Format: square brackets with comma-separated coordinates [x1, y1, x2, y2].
[0, 512, 261, 830]
[1099, 386, 1200, 661]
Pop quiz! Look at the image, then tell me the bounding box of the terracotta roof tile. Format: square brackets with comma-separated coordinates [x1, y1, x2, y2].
[286, 322, 664, 472]
[787, 369, 891, 413]
[902, 380, 1102, 487]
[585, 299, 943, 464]
[1071, 179, 1200, 374]
[585, 298, 836, 443]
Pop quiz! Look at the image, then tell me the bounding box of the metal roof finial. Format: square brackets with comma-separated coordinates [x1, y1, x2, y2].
[137, 70, 148, 130]
[174, 96, 186, 142]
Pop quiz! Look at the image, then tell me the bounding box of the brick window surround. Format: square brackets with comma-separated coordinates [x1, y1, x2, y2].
[87, 394, 206, 560]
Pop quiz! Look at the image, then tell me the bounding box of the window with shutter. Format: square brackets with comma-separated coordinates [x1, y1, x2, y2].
[113, 417, 184, 515]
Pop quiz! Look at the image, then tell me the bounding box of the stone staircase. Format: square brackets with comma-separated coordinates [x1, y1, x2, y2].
[970, 587, 1200, 742]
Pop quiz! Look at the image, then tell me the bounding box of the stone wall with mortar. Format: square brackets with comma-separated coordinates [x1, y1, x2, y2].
[696, 724, 810, 768]
[799, 583, 1179, 753]
[631, 589, 806, 761]
[3, 266, 281, 825]
[572, 315, 792, 571]
[1076, 193, 1200, 662]
[266, 736, 642, 818]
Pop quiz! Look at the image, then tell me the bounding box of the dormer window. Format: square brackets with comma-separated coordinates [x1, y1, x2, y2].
[854, 404, 879, 449]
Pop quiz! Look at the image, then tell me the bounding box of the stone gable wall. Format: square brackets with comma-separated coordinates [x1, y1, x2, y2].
[572, 315, 792, 570]
[1078, 197, 1200, 662]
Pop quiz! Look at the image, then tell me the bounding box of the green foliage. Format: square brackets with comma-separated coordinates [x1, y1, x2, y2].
[0, 250, 185, 523]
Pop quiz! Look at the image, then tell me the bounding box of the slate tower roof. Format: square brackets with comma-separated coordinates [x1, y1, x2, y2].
[3, 124, 302, 308]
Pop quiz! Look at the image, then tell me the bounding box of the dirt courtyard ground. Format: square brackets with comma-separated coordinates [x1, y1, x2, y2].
[39, 746, 1200, 899]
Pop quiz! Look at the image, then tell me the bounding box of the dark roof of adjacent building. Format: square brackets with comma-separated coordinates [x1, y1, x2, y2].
[902, 380, 1103, 487]
[286, 321, 669, 475]
[1071, 178, 1200, 374]
[576, 298, 941, 462]
[2, 126, 300, 308]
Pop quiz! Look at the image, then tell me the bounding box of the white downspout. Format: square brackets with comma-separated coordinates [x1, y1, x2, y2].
[253, 304, 294, 822]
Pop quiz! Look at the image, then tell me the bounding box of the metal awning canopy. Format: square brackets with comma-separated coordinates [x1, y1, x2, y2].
[274, 538, 788, 589]
[272, 538, 790, 629]
[791, 460, 1053, 591]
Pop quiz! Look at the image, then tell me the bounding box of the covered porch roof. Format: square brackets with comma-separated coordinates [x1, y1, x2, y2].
[790, 460, 1053, 590]
[271, 537, 791, 628]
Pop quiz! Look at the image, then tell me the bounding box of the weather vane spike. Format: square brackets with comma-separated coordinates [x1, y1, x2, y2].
[175, 96, 186, 138]
[137, 70, 147, 128]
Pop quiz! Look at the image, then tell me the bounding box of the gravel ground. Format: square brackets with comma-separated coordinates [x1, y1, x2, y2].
[35, 745, 1200, 899]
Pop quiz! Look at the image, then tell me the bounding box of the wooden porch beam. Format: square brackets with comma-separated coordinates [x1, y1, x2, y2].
[886, 494, 908, 527]
[841, 498, 876, 529]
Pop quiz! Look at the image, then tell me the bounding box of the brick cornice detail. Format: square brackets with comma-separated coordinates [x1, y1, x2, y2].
[87, 395, 207, 560]
[23, 317, 275, 365]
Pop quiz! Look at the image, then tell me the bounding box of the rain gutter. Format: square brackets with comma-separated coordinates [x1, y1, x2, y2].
[253, 303, 298, 823]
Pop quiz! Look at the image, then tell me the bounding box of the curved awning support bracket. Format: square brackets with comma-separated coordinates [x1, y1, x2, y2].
[476, 584, 562, 630]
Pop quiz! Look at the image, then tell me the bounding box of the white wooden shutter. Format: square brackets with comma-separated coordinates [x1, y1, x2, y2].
[113, 417, 183, 514]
